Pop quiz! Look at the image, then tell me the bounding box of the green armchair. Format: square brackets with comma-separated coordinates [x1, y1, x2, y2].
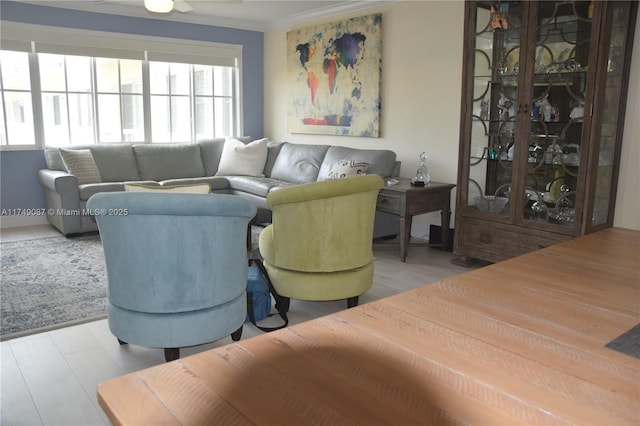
[258, 174, 384, 310]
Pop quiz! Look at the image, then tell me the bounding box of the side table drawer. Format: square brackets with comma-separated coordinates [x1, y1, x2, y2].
[376, 193, 401, 214]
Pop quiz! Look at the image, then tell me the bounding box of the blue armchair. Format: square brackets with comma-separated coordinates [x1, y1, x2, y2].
[87, 192, 256, 362]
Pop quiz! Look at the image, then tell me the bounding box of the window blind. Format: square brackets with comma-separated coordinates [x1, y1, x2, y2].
[0, 21, 241, 66]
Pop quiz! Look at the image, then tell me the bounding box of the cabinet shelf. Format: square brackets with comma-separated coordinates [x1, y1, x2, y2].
[473, 117, 583, 128]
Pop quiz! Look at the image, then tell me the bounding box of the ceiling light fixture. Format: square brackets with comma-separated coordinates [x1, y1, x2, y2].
[144, 0, 173, 14]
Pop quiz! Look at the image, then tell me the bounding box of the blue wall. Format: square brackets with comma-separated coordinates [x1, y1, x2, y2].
[0, 0, 264, 211]
[1, 150, 48, 211]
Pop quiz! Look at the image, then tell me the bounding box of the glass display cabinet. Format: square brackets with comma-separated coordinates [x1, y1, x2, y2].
[454, 0, 637, 264]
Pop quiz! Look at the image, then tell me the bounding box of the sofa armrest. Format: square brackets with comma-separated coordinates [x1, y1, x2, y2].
[38, 169, 82, 235]
[38, 169, 79, 195]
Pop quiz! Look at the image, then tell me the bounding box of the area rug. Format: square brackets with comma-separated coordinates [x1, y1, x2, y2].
[0, 234, 107, 340]
[606, 323, 640, 359]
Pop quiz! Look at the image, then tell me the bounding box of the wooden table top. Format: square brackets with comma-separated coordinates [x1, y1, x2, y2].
[98, 227, 640, 425]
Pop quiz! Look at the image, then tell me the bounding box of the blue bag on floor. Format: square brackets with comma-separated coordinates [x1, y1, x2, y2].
[246, 265, 272, 322]
[245, 260, 289, 332]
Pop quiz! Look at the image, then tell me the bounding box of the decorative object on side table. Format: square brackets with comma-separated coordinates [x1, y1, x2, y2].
[410, 151, 430, 186]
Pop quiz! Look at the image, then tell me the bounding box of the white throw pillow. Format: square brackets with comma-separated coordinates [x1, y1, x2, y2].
[123, 183, 211, 194]
[215, 137, 268, 176]
[59, 149, 102, 184]
[326, 159, 369, 180]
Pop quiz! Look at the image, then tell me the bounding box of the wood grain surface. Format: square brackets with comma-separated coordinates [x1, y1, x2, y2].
[98, 227, 640, 425]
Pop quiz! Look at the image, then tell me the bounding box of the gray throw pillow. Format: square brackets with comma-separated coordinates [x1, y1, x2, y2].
[59, 149, 102, 184]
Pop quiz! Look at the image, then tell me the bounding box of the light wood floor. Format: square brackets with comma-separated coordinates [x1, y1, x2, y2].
[0, 224, 483, 426]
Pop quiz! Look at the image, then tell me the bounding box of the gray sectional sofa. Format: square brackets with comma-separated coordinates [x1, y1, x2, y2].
[38, 138, 401, 236]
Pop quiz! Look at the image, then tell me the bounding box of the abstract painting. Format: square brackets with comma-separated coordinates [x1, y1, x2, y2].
[287, 14, 382, 137]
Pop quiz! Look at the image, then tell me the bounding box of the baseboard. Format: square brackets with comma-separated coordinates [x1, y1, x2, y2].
[0, 215, 49, 229]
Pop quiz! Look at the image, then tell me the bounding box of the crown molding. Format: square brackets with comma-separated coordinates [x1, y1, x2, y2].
[264, 1, 394, 31]
[12, 0, 396, 32]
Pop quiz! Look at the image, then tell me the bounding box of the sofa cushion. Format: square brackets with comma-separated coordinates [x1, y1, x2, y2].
[59, 149, 102, 184]
[79, 182, 137, 201]
[263, 141, 285, 178]
[227, 176, 290, 198]
[198, 138, 226, 176]
[90, 144, 140, 182]
[270, 143, 330, 184]
[317, 146, 397, 180]
[133, 143, 205, 181]
[216, 138, 269, 176]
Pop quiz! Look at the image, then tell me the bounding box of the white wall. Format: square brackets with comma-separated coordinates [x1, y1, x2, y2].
[264, 1, 640, 236]
[614, 7, 640, 231]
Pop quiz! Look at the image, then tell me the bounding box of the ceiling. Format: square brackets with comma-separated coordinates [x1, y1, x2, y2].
[18, 0, 392, 31]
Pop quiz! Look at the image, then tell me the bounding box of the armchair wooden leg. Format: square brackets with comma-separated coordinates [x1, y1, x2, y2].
[231, 325, 243, 341]
[164, 348, 180, 362]
[347, 296, 359, 308]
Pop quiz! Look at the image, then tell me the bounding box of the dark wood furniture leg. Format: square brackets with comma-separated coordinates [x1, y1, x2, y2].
[441, 207, 451, 251]
[231, 326, 243, 341]
[347, 296, 359, 308]
[164, 348, 179, 362]
[400, 215, 412, 262]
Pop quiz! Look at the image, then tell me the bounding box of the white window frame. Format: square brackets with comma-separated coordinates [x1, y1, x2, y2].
[0, 21, 243, 150]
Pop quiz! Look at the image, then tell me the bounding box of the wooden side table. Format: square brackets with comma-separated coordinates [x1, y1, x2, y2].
[376, 179, 455, 262]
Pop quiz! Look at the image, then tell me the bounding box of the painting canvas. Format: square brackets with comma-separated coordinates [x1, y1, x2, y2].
[287, 14, 382, 137]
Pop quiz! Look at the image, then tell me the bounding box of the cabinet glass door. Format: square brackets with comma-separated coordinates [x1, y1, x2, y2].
[522, 1, 593, 228]
[466, 1, 524, 217]
[589, 1, 635, 228]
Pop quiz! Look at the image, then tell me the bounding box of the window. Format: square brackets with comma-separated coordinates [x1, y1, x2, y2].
[0, 50, 36, 146]
[95, 57, 144, 143]
[0, 23, 242, 149]
[39, 53, 95, 146]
